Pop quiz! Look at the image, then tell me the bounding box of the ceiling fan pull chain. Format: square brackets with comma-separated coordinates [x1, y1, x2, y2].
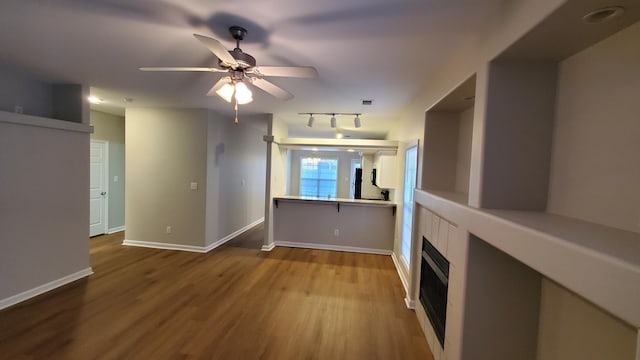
[234, 99, 239, 124]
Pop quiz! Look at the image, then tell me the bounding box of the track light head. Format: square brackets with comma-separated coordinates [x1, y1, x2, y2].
[330, 114, 337, 128]
[307, 114, 314, 127]
[354, 115, 361, 128]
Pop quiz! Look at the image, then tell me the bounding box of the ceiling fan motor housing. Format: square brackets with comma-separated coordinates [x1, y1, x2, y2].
[225, 49, 256, 69]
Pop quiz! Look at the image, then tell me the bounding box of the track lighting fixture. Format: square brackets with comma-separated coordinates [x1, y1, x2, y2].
[299, 113, 363, 129]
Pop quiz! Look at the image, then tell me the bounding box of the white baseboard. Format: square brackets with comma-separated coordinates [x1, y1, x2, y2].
[107, 225, 125, 234]
[123, 239, 207, 253]
[0, 267, 93, 311]
[391, 252, 410, 294]
[274, 241, 392, 255]
[205, 218, 264, 252]
[123, 218, 265, 254]
[405, 296, 416, 309]
[261, 242, 275, 252]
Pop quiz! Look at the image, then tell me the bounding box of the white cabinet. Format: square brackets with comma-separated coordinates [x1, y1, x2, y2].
[373, 151, 397, 189]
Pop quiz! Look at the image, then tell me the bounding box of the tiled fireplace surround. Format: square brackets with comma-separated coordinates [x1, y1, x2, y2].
[408, 191, 639, 360]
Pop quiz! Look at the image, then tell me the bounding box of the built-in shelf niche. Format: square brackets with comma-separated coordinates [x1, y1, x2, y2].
[412, 3, 640, 359]
[422, 74, 475, 205]
[478, 4, 640, 234]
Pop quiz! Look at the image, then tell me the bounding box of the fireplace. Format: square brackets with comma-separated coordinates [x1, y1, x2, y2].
[419, 236, 449, 347]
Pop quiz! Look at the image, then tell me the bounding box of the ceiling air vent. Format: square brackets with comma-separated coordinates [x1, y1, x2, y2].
[362, 99, 374, 105]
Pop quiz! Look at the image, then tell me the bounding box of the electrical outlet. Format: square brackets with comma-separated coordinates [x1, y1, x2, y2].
[14, 105, 23, 114]
[334, 229, 339, 237]
[166, 226, 172, 234]
[190, 182, 198, 190]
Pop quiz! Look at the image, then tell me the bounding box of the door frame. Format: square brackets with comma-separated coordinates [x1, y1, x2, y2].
[90, 139, 109, 236]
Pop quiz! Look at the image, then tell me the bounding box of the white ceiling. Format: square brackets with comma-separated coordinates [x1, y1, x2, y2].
[0, 0, 504, 138]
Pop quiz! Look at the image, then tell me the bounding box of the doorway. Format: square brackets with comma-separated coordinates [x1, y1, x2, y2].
[89, 140, 108, 237]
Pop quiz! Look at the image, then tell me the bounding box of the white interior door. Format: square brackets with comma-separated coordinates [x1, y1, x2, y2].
[89, 140, 108, 237]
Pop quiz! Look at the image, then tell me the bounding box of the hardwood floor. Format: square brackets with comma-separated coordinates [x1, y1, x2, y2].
[0, 227, 432, 359]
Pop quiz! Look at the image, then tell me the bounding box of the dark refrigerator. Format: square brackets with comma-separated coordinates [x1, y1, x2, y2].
[354, 168, 362, 199]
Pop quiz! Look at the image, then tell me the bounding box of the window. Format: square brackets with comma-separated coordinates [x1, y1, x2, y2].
[300, 157, 338, 197]
[401, 145, 418, 267]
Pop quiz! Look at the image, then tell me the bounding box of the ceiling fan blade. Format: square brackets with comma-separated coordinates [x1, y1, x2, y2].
[251, 66, 318, 78]
[193, 34, 238, 68]
[250, 78, 294, 101]
[139, 67, 227, 72]
[207, 76, 232, 96]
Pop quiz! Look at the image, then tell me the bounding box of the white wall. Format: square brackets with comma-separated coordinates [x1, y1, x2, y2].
[547, 21, 640, 234]
[455, 106, 473, 194]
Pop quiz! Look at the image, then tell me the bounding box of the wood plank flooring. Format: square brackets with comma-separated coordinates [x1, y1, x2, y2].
[0, 227, 432, 359]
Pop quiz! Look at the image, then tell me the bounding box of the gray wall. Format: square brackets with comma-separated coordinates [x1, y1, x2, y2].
[125, 108, 208, 247]
[0, 61, 87, 124]
[0, 115, 90, 301]
[0, 63, 90, 305]
[0, 60, 52, 117]
[126, 108, 268, 248]
[288, 150, 361, 198]
[90, 110, 125, 231]
[205, 114, 268, 245]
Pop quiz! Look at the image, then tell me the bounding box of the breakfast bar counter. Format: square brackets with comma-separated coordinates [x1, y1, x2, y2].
[272, 195, 397, 254]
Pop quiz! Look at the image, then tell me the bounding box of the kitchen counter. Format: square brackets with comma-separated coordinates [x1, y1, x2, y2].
[274, 195, 396, 207]
[272, 195, 397, 254]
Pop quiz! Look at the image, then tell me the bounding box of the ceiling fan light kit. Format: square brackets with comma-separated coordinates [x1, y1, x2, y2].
[140, 25, 318, 123]
[216, 83, 235, 103]
[233, 82, 253, 104]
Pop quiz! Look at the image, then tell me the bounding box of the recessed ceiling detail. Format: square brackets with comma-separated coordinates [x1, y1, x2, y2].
[582, 6, 625, 24]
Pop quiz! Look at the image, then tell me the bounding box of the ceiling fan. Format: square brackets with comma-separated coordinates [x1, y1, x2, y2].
[140, 26, 318, 104]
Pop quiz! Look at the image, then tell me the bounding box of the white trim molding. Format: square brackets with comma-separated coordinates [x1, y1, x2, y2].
[124, 218, 265, 254]
[123, 240, 207, 253]
[107, 226, 125, 234]
[404, 297, 416, 309]
[205, 218, 264, 252]
[391, 252, 411, 298]
[0, 267, 93, 311]
[261, 243, 276, 252]
[274, 241, 392, 256]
